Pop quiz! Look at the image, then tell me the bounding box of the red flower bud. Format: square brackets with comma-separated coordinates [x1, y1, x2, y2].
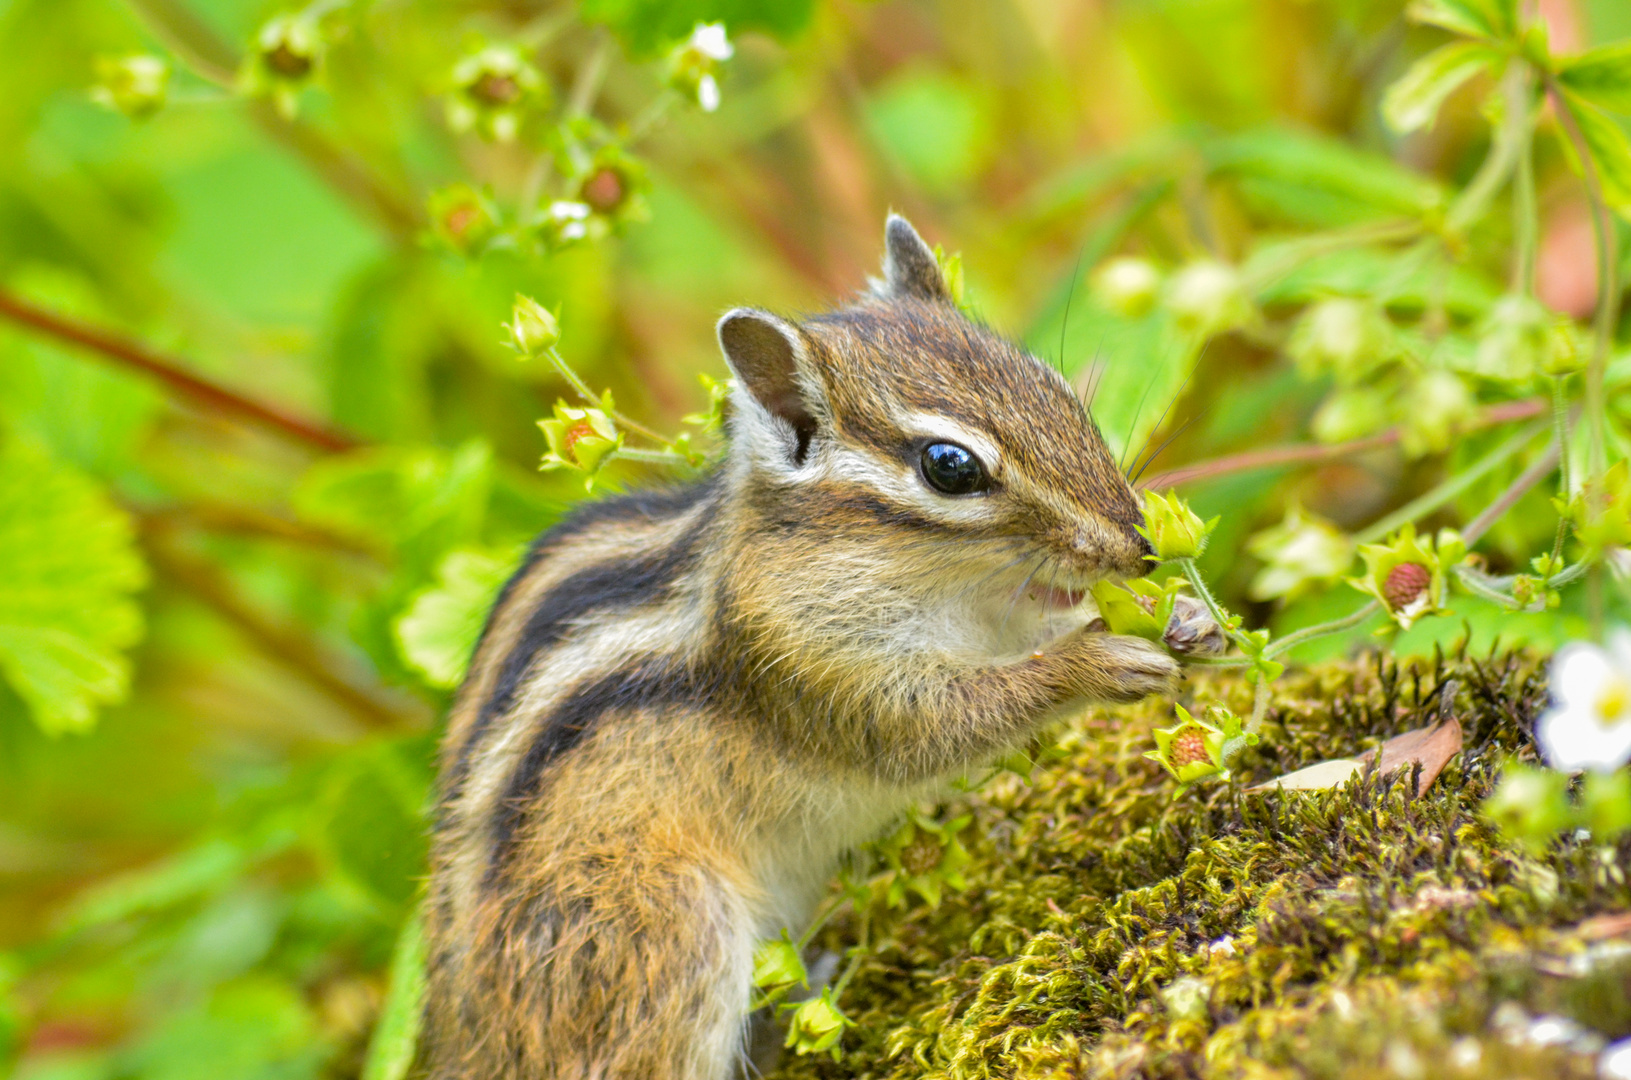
[581, 167, 626, 214]
[1383, 562, 1431, 611]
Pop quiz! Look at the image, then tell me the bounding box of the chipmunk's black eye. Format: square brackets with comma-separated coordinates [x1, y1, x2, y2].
[919, 442, 988, 495]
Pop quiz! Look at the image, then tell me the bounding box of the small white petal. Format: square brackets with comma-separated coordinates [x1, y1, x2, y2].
[1552, 643, 1615, 710]
[560, 221, 587, 241]
[691, 22, 733, 60]
[698, 74, 720, 112]
[549, 200, 591, 221]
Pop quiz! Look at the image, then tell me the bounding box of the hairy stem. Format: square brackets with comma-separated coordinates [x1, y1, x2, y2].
[543, 347, 671, 445]
[0, 289, 359, 452]
[1264, 601, 1380, 660]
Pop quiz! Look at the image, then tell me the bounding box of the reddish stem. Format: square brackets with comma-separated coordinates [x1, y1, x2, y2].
[0, 290, 359, 453]
[1139, 397, 1547, 490]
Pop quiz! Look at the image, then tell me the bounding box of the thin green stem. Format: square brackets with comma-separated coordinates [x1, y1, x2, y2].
[1445, 63, 1530, 235]
[1511, 63, 1539, 295]
[1177, 559, 1246, 650]
[1354, 420, 1546, 544]
[1461, 438, 1560, 545]
[616, 446, 692, 465]
[830, 908, 870, 998]
[1249, 678, 1270, 734]
[1551, 378, 1574, 565]
[1545, 77, 1619, 480]
[1453, 564, 1525, 608]
[542, 347, 670, 445]
[1264, 601, 1381, 660]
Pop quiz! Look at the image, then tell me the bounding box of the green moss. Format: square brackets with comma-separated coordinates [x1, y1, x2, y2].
[768, 650, 1631, 1079]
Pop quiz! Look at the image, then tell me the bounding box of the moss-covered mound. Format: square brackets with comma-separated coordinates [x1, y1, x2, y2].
[768, 650, 1631, 1080]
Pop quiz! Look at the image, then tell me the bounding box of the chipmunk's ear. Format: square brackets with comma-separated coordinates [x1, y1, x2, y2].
[717, 308, 822, 460]
[879, 213, 950, 303]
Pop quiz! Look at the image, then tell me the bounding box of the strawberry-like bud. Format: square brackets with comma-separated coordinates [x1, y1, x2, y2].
[1169, 729, 1209, 768]
[1381, 562, 1431, 612]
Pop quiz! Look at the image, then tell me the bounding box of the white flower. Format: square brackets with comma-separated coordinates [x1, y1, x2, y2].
[1536, 631, 1631, 772]
[689, 22, 733, 61]
[548, 200, 590, 221]
[697, 73, 721, 112]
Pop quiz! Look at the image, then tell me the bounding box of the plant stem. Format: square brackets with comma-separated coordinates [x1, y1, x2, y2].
[1551, 377, 1574, 564]
[1140, 397, 1546, 490]
[1445, 63, 1530, 235]
[1177, 558, 1247, 651]
[0, 289, 359, 452]
[1545, 78, 1619, 480]
[1264, 601, 1380, 660]
[1510, 62, 1539, 295]
[543, 348, 672, 445]
[1461, 439, 1561, 545]
[1353, 419, 1547, 544]
[616, 446, 692, 465]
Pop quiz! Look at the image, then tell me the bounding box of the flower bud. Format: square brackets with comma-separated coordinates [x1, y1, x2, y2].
[1484, 761, 1573, 854]
[1397, 370, 1475, 458]
[668, 23, 733, 112]
[241, 13, 323, 117]
[1581, 771, 1631, 839]
[1348, 524, 1463, 630]
[1164, 260, 1255, 338]
[1146, 704, 1255, 785]
[1092, 257, 1162, 318]
[751, 931, 807, 1001]
[1310, 385, 1390, 444]
[539, 399, 623, 488]
[873, 811, 971, 910]
[427, 184, 499, 254]
[1381, 562, 1431, 612]
[1245, 506, 1355, 601]
[1472, 294, 1578, 384]
[1288, 298, 1391, 384]
[447, 45, 545, 142]
[784, 988, 853, 1060]
[507, 295, 560, 356]
[91, 55, 170, 120]
[1138, 490, 1216, 562]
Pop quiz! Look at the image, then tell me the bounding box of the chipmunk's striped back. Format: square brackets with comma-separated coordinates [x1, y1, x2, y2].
[418, 216, 1188, 1079]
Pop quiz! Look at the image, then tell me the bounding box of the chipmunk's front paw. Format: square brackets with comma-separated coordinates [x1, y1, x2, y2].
[1092, 634, 1181, 702]
[1164, 594, 1228, 657]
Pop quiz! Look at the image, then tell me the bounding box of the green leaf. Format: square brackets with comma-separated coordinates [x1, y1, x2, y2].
[129, 978, 328, 1080]
[1558, 41, 1631, 116]
[581, 0, 814, 56]
[1206, 128, 1446, 222]
[293, 440, 493, 577]
[1557, 90, 1631, 220]
[0, 445, 146, 734]
[393, 547, 518, 689]
[1382, 41, 1502, 134]
[314, 741, 431, 912]
[361, 911, 426, 1080]
[1405, 0, 1515, 41]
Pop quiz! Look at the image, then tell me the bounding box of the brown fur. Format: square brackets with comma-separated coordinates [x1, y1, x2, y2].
[419, 216, 1196, 1079]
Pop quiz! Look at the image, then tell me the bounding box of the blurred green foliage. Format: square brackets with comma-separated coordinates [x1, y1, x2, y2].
[1, 0, 1630, 1075]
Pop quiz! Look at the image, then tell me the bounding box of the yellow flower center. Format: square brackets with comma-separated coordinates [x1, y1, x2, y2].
[1597, 676, 1630, 723]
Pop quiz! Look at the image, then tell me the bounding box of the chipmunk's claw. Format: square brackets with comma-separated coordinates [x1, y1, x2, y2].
[1164, 594, 1228, 657]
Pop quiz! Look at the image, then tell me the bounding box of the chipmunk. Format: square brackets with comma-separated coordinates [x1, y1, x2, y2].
[420, 215, 1221, 1079]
